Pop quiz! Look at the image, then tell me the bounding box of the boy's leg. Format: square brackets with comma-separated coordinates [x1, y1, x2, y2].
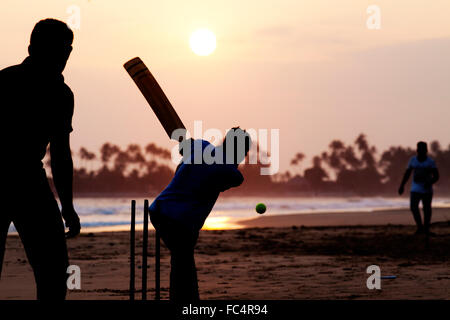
[151, 211, 200, 301]
[410, 192, 423, 232]
[169, 238, 199, 302]
[13, 196, 69, 300]
[422, 193, 433, 233]
[153, 214, 199, 301]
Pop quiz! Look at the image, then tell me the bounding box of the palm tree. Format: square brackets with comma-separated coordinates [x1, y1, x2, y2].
[290, 152, 305, 174]
[79, 147, 96, 172]
[100, 143, 120, 167]
[145, 143, 171, 160]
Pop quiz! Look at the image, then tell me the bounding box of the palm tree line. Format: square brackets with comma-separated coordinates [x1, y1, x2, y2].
[43, 134, 449, 195]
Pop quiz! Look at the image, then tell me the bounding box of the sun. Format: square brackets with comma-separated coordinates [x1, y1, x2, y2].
[189, 29, 216, 56]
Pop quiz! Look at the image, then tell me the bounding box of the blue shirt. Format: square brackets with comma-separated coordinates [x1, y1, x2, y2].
[149, 140, 244, 231]
[407, 156, 437, 194]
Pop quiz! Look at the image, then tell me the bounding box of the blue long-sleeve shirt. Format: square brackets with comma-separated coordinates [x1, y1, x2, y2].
[149, 139, 244, 231]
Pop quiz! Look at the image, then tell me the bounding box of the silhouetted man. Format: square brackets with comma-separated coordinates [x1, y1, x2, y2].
[398, 141, 439, 235]
[149, 128, 251, 301]
[0, 19, 80, 299]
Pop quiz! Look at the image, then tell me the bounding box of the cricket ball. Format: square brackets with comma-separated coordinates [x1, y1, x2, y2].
[255, 203, 267, 214]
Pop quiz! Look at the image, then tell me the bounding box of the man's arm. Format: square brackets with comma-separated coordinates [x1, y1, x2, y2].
[398, 168, 412, 195]
[50, 133, 80, 238]
[431, 167, 439, 184]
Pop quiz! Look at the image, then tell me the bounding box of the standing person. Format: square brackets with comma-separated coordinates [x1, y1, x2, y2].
[149, 128, 251, 301]
[398, 141, 439, 235]
[0, 19, 80, 299]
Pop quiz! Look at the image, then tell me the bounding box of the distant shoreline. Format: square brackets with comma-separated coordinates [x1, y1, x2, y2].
[42, 207, 450, 233]
[72, 192, 450, 198]
[237, 207, 450, 228]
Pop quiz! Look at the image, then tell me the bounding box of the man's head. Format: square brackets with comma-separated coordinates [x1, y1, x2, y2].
[417, 141, 428, 158]
[221, 127, 252, 165]
[28, 19, 74, 74]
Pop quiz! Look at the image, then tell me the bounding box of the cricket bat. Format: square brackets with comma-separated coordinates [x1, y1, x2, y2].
[124, 57, 186, 141]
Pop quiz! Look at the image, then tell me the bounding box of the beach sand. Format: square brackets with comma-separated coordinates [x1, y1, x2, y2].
[0, 209, 449, 300]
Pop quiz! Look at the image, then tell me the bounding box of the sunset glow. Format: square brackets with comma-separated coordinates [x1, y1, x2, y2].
[1, 0, 450, 172]
[202, 216, 243, 230]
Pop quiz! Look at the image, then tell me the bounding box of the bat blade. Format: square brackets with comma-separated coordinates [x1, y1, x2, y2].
[124, 57, 186, 140]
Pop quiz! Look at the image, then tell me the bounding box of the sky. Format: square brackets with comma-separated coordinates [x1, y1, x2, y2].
[1, 0, 450, 173]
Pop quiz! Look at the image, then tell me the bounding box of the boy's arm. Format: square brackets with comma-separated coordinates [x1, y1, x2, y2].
[215, 167, 244, 192]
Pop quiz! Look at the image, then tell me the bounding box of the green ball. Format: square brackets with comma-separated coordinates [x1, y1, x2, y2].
[255, 203, 266, 214]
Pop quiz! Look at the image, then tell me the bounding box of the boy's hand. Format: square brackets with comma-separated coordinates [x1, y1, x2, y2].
[179, 138, 193, 156]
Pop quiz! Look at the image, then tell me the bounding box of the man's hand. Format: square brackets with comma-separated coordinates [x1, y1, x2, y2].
[398, 185, 404, 195]
[62, 207, 81, 238]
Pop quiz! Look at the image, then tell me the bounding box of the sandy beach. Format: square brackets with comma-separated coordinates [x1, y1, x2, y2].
[0, 208, 449, 300]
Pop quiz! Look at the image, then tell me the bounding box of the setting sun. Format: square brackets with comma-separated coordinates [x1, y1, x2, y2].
[189, 29, 216, 56]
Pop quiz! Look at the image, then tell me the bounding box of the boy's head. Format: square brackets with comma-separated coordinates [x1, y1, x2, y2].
[221, 127, 251, 165]
[417, 141, 428, 157]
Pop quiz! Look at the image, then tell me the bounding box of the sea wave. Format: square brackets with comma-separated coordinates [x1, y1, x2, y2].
[7, 196, 450, 232]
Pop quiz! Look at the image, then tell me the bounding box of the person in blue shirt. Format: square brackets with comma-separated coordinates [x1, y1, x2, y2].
[398, 141, 439, 235]
[149, 127, 251, 301]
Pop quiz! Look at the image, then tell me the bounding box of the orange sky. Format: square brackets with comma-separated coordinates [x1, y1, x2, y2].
[2, 0, 450, 172]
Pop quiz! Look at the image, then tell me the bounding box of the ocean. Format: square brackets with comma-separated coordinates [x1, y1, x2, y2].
[9, 196, 450, 232]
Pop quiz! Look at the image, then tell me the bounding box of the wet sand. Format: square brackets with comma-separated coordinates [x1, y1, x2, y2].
[0, 209, 449, 300]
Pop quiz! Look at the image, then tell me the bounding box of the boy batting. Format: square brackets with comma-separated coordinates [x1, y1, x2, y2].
[149, 128, 251, 301]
